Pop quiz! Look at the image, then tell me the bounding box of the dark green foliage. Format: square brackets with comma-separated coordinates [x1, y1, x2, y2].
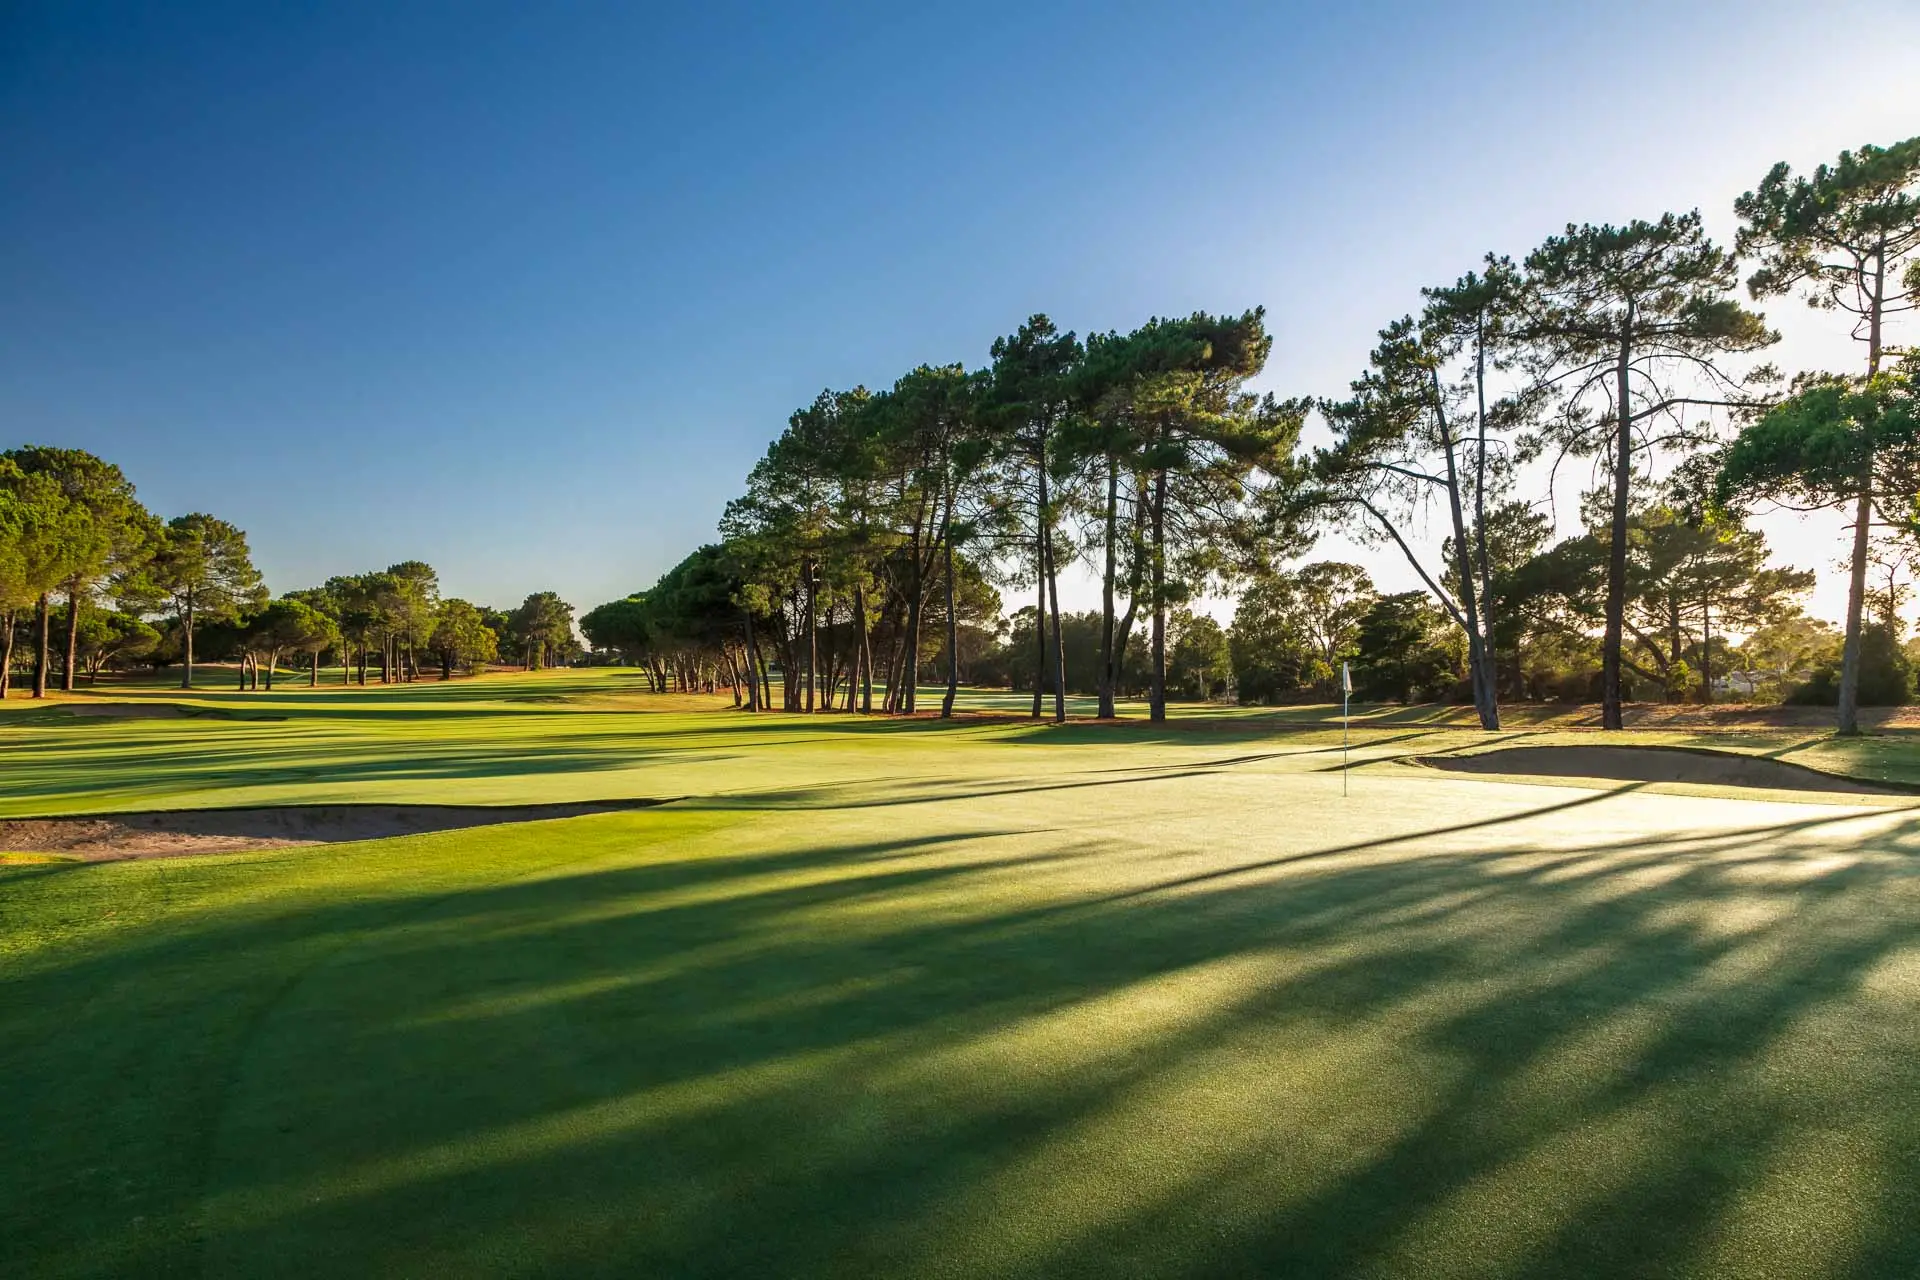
[1789, 623, 1913, 707]
[1350, 592, 1466, 703]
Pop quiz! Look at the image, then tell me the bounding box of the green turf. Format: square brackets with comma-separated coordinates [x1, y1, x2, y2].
[5, 671, 1920, 1277]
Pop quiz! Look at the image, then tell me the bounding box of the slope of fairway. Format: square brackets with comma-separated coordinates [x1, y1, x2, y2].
[5, 672, 1920, 1278]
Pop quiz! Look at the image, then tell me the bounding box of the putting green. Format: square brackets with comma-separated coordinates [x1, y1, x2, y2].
[4, 672, 1919, 1277]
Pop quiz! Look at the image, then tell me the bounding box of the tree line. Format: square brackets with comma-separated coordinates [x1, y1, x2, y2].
[586, 135, 1920, 734]
[0, 447, 580, 695]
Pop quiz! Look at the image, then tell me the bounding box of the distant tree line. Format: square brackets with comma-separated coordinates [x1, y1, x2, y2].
[10, 137, 1917, 733]
[0, 447, 580, 694]
[584, 134, 1920, 734]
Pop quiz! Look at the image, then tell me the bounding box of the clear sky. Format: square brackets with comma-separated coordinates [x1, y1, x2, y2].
[4, 1, 1918, 620]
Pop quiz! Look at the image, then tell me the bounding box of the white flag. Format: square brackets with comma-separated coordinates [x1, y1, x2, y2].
[1340, 661, 1352, 695]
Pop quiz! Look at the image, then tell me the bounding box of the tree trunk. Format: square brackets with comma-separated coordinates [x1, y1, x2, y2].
[181, 593, 196, 689]
[1098, 456, 1119, 719]
[1, 607, 15, 698]
[1031, 515, 1047, 718]
[1045, 520, 1066, 724]
[1149, 469, 1167, 723]
[61, 587, 80, 692]
[742, 611, 760, 711]
[904, 591, 923, 715]
[941, 494, 960, 719]
[1838, 239, 1889, 736]
[1433, 374, 1496, 730]
[1837, 481, 1873, 735]
[854, 583, 873, 714]
[33, 593, 50, 698]
[805, 563, 818, 713]
[1600, 333, 1633, 731]
[1668, 596, 1683, 701]
[1700, 599, 1712, 706]
[1472, 315, 1499, 725]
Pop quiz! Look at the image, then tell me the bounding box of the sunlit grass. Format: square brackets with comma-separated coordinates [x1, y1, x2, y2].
[4, 670, 1920, 1276]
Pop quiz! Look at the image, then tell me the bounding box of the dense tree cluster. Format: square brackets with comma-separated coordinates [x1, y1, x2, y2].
[588, 311, 1302, 721]
[579, 136, 1918, 732]
[0, 448, 576, 694]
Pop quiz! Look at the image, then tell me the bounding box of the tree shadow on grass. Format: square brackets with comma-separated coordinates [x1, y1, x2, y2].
[7, 793, 1920, 1278]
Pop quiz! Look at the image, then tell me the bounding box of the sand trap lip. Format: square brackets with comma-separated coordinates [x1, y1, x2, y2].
[63, 702, 194, 719]
[1413, 745, 1912, 795]
[0, 800, 669, 861]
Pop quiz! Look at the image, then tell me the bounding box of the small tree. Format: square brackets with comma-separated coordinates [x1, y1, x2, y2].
[2, 446, 157, 695]
[70, 608, 160, 682]
[149, 513, 264, 689]
[242, 600, 337, 691]
[1718, 363, 1920, 730]
[1520, 213, 1776, 728]
[1734, 137, 1920, 733]
[430, 598, 499, 678]
[1350, 592, 1466, 704]
[1166, 610, 1232, 701]
[0, 460, 86, 699]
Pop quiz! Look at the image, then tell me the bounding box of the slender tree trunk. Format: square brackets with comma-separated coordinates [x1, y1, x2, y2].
[1045, 521, 1066, 724]
[1838, 239, 1888, 736]
[357, 645, 367, 685]
[1149, 469, 1168, 723]
[1472, 316, 1499, 723]
[742, 611, 760, 711]
[1838, 483, 1873, 735]
[1098, 456, 1119, 718]
[805, 566, 819, 712]
[904, 591, 923, 715]
[181, 593, 196, 689]
[1668, 597, 1683, 700]
[312, 653, 321, 687]
[854, 583, 873, 714]
[61, 587, 80, 692]
[1, 607, 15, 698]
[1701, 599, 1711, 706]
[1112, 496, 1146, 710]
[33, 593, 50, 698]
[941, 493, 960, 719]
[1600, 331, 1633, 731]
[1031, 476, 1048, 718]
[1433, 375, 1496, 730]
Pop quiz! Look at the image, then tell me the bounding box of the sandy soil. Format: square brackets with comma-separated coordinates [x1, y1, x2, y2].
[0, 800, 664, 861]
[1415, 745, 1908, 795]
[63, 702, 194, 719]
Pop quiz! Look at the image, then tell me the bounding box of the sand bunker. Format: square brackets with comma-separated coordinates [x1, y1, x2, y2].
[0, 800, 665, 861]
[63, 702, 195, 719]
[1415, 745, 1908, 795]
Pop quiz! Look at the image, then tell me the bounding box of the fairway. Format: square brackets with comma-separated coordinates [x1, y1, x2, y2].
[2, 672, 1916, 1278]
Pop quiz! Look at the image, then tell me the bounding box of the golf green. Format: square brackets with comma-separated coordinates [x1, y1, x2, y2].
[4, 672, 1918, 1277]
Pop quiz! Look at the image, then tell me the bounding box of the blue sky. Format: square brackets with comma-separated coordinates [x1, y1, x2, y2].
[3, 1, 1917, 618]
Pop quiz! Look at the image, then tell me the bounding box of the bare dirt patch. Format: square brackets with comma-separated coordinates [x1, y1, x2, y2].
[0, 800, 667, 861]
[1414, 745, 1910, 795]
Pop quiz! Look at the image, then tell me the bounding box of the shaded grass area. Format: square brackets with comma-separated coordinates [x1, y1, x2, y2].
[5, 671, 1920, 1276]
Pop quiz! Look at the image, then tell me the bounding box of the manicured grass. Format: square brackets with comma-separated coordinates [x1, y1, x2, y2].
[5, 671, 1920, 1277]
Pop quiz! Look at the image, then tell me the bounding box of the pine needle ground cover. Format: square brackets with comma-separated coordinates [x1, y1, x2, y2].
[4, 671, 1918, 1277]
